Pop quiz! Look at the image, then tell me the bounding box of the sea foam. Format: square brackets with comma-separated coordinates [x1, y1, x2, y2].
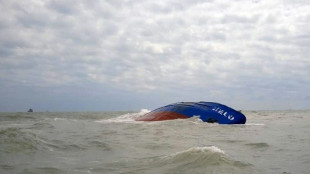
[96, 109, 150, 123]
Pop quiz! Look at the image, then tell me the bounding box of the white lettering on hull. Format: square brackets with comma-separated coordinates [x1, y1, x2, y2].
[212, 107, 234, 120]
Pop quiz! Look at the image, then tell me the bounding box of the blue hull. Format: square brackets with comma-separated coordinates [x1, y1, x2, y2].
[136, 102, 246, 124]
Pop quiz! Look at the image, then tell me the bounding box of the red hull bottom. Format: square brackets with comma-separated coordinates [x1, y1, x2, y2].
[135, 111, 188, 121]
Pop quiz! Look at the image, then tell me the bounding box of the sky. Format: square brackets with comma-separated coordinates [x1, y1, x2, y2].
[0, 0, 310, 112]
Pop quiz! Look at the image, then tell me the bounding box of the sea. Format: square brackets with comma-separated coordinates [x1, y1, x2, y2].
[0, 110, 309, 174]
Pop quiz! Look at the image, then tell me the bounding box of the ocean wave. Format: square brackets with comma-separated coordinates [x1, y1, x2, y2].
[0, 128, 41, 153]
[123, 146, 253, 173]
[0, 113, 36, 121]
[245, 142, 270, 148]
[161, 146, 225, 165]
[22, 167, 64, 174]
[89, 140, 111, 151]
[43, 139, 88, 152]
[0, 127, 66, 153]
[53, 117, 79, 122]
[30, 122, 55, 129]
[103, 146, 253, 174]
[0, 127, 111, 154]
[153, 146, 253, 173]
[96, 109, 150, 123]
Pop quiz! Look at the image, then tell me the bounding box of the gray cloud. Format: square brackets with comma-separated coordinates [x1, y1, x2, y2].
[0, 0, 309, 111]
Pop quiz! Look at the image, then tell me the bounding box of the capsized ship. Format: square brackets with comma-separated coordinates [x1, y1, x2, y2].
[136, 102, 246, 124]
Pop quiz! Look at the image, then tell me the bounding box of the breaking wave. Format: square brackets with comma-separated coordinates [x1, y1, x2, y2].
[121, 146, 255, 174]
[106, 146, 254, 174]
[158, 146, 251, 168]
[96, 109, 150, 123]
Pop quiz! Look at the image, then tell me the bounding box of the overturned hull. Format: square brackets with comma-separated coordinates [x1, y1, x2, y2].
[136, 102, 246, 124]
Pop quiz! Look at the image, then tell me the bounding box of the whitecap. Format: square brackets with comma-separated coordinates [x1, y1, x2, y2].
[96, 109, 150, 123]
[157, 145, 252, 170]
[167, 146, 225, 158]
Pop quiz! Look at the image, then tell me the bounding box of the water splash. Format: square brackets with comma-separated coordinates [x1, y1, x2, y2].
[96, 109, 150, 123]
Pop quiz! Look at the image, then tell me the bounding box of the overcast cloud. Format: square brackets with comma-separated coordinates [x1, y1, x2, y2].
[0, 0, 309, 111]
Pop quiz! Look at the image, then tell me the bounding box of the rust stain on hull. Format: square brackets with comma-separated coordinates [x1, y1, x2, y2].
[136, 111, 188, 121]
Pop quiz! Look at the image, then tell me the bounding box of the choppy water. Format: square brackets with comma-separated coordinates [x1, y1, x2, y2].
[0, 110, 309, 174]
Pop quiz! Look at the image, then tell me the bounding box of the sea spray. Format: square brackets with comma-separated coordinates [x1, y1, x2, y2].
[97, 109, 150, 123]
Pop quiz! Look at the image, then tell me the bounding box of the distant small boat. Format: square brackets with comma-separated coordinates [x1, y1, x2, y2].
[136, 102, 246, 124]
[27, 108, 33, 112]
